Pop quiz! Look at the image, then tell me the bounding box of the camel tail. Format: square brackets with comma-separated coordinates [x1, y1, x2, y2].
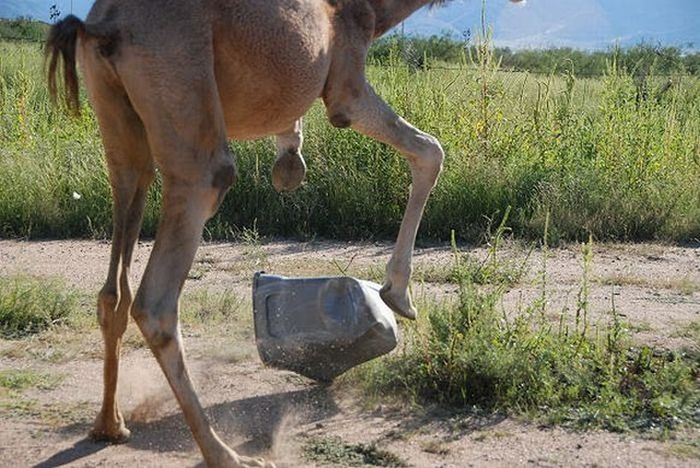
[46, 15, 85, 115]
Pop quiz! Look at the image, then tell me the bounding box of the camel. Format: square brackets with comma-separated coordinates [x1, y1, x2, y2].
[46, 1, 454, 466]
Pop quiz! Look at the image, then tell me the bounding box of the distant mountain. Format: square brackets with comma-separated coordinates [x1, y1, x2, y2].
[0, 1, 92, 22]
[1, 0, 698, 50]
[0, 1, 42, 20]
[405, 0, 700, 50]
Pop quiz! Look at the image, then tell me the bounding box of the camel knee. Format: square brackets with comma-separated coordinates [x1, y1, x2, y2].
[412, 134, 444, 181]
[324, 98, 354, 128]
[329, 111, 352, 128]
[212, 156, 236, 198]
[130, 298, 178, 351]
[97, 288, 117, 328]
[212, 161, 236, 193]
[138, 165, 156, 191]
[202, 145, 237, 217]
[97, 287, 129, 336]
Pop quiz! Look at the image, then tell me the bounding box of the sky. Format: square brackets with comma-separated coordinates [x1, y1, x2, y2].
[406, 0, 700, 49]
[3, 0, 700, 50]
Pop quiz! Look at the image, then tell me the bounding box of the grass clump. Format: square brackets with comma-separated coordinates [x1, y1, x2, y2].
[303, 436, 406, 467]
[0, 369, 61, 391]
[0, 275, 80, 338]
[180, 289, 247, 326]
[447, 208, 529, 287]
[676, 321, 700, 344]
[357, 239, 699, 432]
[0, 369, 65, 422]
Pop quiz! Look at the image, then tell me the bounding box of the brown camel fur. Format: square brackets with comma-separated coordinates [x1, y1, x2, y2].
[46, 0, 458, 466]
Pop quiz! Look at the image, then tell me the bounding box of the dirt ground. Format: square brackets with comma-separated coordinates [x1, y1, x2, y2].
[0, 239, 698, 467]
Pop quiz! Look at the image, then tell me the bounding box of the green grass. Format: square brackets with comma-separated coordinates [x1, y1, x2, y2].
[0, 368, 69, 425]
[180, 288, 249, 327]
[1, 40, 699, 243]
[0, 19, 49, 43]
[675, 321, 700, 348]
[302, 436, 406, 467]
[0, 369, 61, 391]
[0, 273, 251, 361]
[354, 237, 700, 433]
[667, 440, 700, 461]
[369, 34, 700, 77]
[0, 275, 81, 338]
[0, 394, 92, 426]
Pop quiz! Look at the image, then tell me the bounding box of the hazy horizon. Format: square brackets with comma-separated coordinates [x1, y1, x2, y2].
[2, 0, 699, 51]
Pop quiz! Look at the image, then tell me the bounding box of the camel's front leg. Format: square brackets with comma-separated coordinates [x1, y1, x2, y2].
[326, 84, 444, 319]
[271, 119, 306, 192]
[132, 166, 270, 468]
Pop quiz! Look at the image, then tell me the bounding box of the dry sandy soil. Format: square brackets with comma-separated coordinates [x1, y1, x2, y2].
[0, 239, 698, 467]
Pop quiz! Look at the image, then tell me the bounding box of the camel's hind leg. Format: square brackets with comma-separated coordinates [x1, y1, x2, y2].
[112, 36, 271, 468]
[325, 83, 444, 319]
[81, 51, 154, 442]
[272, 119, 306, 192]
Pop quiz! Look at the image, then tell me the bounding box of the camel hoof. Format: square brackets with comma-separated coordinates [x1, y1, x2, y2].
[380, 282, 417, 320]
[272, 150, 306, 192]
[213, 447, 275, 468]
[237, 455, 275, 468]
[89, 422, 131, 444]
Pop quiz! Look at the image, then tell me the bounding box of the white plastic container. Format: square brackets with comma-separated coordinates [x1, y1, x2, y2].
[253, 272, 398, 382]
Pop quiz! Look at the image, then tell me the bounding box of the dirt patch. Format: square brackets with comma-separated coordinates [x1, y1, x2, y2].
[0, 239, 698, 466]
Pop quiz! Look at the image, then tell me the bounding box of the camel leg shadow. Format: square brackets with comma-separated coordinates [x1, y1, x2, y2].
[33, 438, 108, 468]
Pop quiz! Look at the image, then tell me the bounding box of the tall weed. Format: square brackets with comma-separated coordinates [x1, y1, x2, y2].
[0, 275, 80, 338]
[0, 40, 699, 242]
[356, 238, 698, 431]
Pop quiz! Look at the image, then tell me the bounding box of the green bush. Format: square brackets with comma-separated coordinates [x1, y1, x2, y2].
[1, 40, 699, 242]
[0, 18, 48, 43]
[356, 237, 699, 431]
[0, 275, 79, 338]
[369, 33, 700, 77]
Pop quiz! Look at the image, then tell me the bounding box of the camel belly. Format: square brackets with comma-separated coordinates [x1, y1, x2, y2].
[218, 72, 327, 140]
[212, 0, 332, 140]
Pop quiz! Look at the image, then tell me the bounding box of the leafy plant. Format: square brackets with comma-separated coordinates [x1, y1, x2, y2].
[0, 275, 80, 338]
[355, 236, 699, 432]
[303, 436, 406, 467]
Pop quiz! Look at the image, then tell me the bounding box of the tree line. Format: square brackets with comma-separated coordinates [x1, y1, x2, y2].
[369, 33, 700, 76]
[0, 18, 48, 43]
[2, 18, 698, 76]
